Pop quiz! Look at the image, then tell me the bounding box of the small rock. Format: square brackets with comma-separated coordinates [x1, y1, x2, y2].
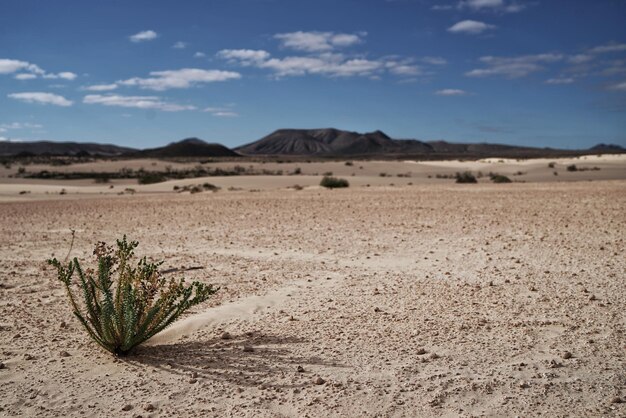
[189, 378, 197, 384]
[121, 404, 133, 411]
[243, 345, 254, 353]
[220, 332, 231, 340]
[562, 351, 572, 359]
[589, 295, 597, 301]
[191, 371, 198, 378]
[59, 351, 71, 357]
[611, 396, 623, 404]
[429, 353, 439, 360]
[314, 376, 325, 385]
[143, 403, 155, 412]
[416, 348, 427, 355]
[0, 362, 5, 369]
[59, 321, 67, 329]
[297, 365, 305, 373]
[23, 354, 34, 360]
[374, 307, 382, 313]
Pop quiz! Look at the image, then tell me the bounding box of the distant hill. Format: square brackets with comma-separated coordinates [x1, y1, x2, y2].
[235, 128, 433, 156]
[137, 138, 240, 158]
[0, 141, 135, 157]
[588, 143, 625, 153]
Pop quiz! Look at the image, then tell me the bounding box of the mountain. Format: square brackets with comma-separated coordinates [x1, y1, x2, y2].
[588, 143, 625, 153]
[0, 141, 135, 157]
[235, 128, 433, 156]
[137, 138, 240, 158]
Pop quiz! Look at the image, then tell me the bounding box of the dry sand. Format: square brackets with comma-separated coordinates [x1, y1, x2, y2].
[0, 158, 625, 417]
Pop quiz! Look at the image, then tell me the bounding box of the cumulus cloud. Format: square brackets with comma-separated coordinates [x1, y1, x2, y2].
[129, 30, 158, 43]
[217, 49, 271, 65]
[274, 31, 365, 52]
[435, 0, 526, 13]
[83, 83, 118, 91]
[421, 56, 447, 65]
[0, 58, 76, 80]
[118, 68, 241, 91]
[435, 88, 469, 96]
[173, 41, 187, 49]
[0, 122, 42, 130]
[448, 20, 495, 34]
[8, 92, 73, 106]
[15, 73, 37, 80]
[194, 52, 206, 58]
[466, 54, 564, 78]
[83, 94, 196, 111]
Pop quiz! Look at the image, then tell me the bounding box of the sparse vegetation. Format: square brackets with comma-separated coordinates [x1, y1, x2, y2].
[320, 176, 349, 189]
[567, 164, 578, 172]
[455, 172, 477, 183]
[548, 162, 556, 168]
[48, 236, 218, 356]
[489, 173, 512, 183]
[345, 161, 354, 166]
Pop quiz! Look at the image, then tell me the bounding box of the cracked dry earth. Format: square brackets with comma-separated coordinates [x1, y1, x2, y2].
[0, 181, 625, 417]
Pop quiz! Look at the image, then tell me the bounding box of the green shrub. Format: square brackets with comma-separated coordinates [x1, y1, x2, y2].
[138, 172, 166, 184]
[48, 236, 218, 356]
[455, 171, 477, 183]
[320, 176, 349, 189]
[490, 174, 512, 183]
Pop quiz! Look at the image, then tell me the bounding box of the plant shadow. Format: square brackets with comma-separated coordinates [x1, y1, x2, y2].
[129, 332, 344, 389]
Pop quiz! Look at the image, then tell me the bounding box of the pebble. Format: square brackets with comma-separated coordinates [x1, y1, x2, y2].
[189, 378, 197, 384]
[143, 403, 155, 412]
[243, 346, 254, 352]
[220, 332, 231, 340]
[314, 377, 325, 385]
[416, 348, 427, 355]
[24, 354, 34, 360]
[59, 351, 71, 357]
[374, 307, 382, 313]
[121, 404, 133, 411]
[561, 351, 572, 359]
[297, 365, 305, 373]
[611, 396, 623, 404]
[0, 362, 5, 369]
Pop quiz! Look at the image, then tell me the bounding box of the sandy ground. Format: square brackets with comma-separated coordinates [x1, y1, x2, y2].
[0, 165, 625, 416]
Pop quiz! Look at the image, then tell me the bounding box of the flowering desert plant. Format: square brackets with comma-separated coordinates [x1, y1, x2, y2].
[48, 236, 218, 356]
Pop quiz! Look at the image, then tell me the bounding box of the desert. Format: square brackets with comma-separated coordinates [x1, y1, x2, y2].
[1, 155, 625, 417]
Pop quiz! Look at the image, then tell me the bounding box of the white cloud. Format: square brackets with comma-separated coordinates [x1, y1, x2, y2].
[448, 20, 495, 35]
[568, 54, 593, 64]
[118, 68, 241, 91]
[8, 92, 73, 106]
[217, 49, 271, 65]
[43, 71, 78, 80]
[274, 31, 365, 52]
[590, 43, 626, 54]
[456, 0, 526, 12]
[545, 77, 575, 85]
[0, 59, 30, 74]
[194, 52, 206, 58]
[609, 81, 626, 92]
[129, 30, 158, 43]
[466, 54, 564, 78]
[421, 56, 447, 65]
[15, 73, 37, 80]
[173, 41, 187, 49]
[0, 122, 43, 130]
[84, 83, 118, 91]
[435, 88, 468, 96]
[203, 106, 239, 117]
[83, 94, 196, 112]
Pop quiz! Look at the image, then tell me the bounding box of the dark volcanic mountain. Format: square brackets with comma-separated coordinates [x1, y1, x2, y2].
[137, 138, 240, 158]
[588, 143, 625, 153]
[0, 141, 135, 157]
[235, 128, 433, 156]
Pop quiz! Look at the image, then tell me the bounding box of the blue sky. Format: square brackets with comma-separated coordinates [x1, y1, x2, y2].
[1, 0, 625, 149]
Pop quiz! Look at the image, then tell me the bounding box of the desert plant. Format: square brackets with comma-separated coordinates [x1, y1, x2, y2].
[48, 236, 218, 356]
[455, 171, 477, 183]
[490, 174, 512, 183]
[320, 176, 349, 188]
[566, 164, 578, 172]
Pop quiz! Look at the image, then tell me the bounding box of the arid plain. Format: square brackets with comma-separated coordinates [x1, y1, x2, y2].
[0, 155, 625, 417]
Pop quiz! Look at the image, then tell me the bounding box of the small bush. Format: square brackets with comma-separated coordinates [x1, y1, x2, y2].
[138, 172, 166, 184]
[292, 167, 302, 175]
[345, 161, 354, 166]
[455, 171, 477, 183]
[48, 236, 218, 356]
[323, 171, 333, 176]
[566, 164, 578, 172]
[548, 162, 555, 168]
[320, 176, 349, 189]
[490, 174, 512, 183]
